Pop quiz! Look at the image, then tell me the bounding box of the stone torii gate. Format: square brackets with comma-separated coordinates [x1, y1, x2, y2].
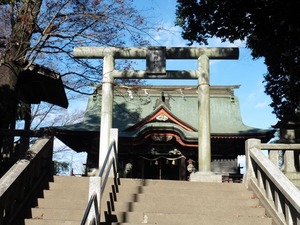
[74, 46, 239, 181]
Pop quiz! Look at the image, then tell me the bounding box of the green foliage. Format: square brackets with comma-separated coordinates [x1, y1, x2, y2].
[176, 0, 300, 122]
[0, 0, 14, 5]
[53, 160, 69, 175]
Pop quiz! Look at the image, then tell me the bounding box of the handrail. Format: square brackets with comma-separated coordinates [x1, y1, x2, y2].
[260, 143, 300, 173]
[0, 137, 53, 225]
[244, 139, 300, 225]
[81, 139, 118, 225]
[260, 143, 300, 150]
[99, 140, 117, 177]
[81, 192, 100, 225]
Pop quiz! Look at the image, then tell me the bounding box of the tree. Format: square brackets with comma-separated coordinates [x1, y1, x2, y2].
[53, 161, 69, 175]
[175, 0, 300, 123]
[0, 0, 151, 147]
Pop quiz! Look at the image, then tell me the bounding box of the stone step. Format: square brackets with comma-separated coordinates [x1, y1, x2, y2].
[111, 196, 260, 208]
[25, 219, 80, 225]
[113, 186, 253, 196]
[43, 188, 89, 199]
[110, 189, 254, 203]
[49, 176, 89, 189]
[106, 211, 272, 225]
[111, 179, 254, 199]
[31, 208, 84, 221]
[52, 175, 90, 183]
[48, 180, 89, 191]
[37, 198, 87, 210]
[105, 194, 258, 209]
[113, 183, 245, 191]
[109, 201, 265, 215]
[43, 176, 89, 200]
[116, 178, 246, 190]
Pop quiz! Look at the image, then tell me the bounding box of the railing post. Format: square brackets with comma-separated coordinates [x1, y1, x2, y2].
[280, 125, 297, 173]
[243, 138, 261, 188]
[88, 177, 101, 224]
[109, 128, 118, 178]
[269, 150, 279, 168]
[284, 150, 297, 173]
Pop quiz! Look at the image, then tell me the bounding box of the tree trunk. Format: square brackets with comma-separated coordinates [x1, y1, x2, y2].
[0, 0, 43, 149]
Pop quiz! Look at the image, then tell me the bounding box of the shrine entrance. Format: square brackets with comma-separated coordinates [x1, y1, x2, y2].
[139, 143, 188, 180]
[117, 128, 197, 180]
[124, 153, 186, 180]
[74, 46, 239, 181]
[143, 156, 181, 180]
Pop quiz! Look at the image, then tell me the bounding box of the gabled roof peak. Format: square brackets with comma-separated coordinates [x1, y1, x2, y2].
[125, 105, 196, 132]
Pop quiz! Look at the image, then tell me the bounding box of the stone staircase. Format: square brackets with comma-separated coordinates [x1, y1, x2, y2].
[24, 176, 273, 225]
[104, 179, 273, 225]
[25, 176, 89, 225]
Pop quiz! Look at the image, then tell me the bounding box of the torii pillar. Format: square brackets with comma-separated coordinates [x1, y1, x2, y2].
[73, 47, 239, 181]
[99, 55, 115, 169]
[197, 55, 211, 173]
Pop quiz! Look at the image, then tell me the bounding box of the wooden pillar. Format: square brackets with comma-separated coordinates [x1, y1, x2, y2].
[197, 55, 211, 172]
[99, 55, 115, 169]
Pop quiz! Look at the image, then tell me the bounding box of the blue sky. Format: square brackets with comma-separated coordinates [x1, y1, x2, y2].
[55, 0, 277, 174]
[132, 0, 277, 130]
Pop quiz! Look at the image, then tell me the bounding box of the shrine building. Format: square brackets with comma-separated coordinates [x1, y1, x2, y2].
[54, 84, 274, 180]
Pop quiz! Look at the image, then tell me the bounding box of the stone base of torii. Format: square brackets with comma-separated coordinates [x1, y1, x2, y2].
[74, 46, 239, 182]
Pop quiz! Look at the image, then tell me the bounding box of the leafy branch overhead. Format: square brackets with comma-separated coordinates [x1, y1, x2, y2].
[176, 0, 300, 122]
[0, 0, 152, 131]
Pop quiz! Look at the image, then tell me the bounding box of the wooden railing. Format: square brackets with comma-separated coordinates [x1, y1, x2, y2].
[0, 137, 53, 225]
[243, 138, 300, 225]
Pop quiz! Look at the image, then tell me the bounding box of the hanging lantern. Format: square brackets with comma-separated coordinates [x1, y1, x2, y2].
[155, 160, 158, 165]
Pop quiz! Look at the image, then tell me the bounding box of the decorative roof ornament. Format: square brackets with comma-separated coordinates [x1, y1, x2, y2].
[127, 89, 133, 100]
[180, 89, 186, 100]
[143, 89, 151, 104]
[153, 91, 171, 110]
[151, 134, 173, 142]
[156, 113, 168, 121]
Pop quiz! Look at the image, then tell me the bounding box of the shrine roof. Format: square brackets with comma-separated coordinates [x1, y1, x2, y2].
[55, 85, 274, 136]
[17, 64, 68, 108]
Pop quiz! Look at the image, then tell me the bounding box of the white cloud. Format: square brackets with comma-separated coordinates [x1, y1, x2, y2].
[150, 24, 185, 47]
[255, 101, 269, 108]
[207, 38, 246, 48]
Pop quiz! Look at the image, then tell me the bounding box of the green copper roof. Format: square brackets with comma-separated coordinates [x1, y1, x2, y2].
[54, 85, 275, 153]
[56, 85, 272, 136]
